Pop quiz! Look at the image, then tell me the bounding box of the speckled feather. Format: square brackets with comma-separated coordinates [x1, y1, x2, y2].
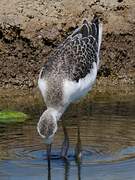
[39, 16, 102, 107]
[37, 17, 102, 141]
[40, 17, 100, 81]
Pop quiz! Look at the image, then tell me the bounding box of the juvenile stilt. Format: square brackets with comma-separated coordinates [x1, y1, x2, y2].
[37, 16, 102, 158]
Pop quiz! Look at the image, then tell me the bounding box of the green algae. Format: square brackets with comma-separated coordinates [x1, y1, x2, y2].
[0, 111, 28, 123]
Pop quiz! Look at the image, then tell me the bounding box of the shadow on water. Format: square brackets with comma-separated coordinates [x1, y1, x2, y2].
[0, 90, 135, 180]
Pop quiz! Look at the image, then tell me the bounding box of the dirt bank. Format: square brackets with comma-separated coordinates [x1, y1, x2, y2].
[0, 0, 134, 89]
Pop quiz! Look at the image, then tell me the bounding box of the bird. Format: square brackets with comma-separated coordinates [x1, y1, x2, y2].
[37, 16, 102, 159]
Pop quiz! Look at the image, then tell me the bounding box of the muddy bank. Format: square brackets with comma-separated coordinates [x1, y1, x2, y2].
[0, 0, 134, 89]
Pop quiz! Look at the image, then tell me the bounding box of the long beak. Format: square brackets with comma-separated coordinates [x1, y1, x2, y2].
[47, 144, 52, 160]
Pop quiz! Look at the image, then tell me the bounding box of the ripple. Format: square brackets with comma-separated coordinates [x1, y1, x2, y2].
[6, 145, 135, 166]
[0, 98, 135, 179]
[1, 146, 135, 179]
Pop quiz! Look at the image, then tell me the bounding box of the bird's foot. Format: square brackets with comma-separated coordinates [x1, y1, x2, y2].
[75, 151, 82, 162]
[60, 155, 68, 161]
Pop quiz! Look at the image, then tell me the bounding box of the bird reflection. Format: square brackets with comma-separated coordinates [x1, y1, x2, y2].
[47, 121, 82, 180]
[64, 159, 70, 180]
[47, 158, 51, 180]
[77, 159, 82, 180]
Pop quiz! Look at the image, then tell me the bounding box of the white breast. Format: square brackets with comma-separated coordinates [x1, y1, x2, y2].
[63, 62, 97, 104]
[38, 78, 47, 100]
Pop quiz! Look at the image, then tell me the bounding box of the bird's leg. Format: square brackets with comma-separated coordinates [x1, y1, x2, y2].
[61, 120, 69, 159]
[75, 122, 82, 162]
[47, 144, 52, 160]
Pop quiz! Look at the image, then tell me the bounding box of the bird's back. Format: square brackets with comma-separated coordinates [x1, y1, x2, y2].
[40, 16, 102, 81]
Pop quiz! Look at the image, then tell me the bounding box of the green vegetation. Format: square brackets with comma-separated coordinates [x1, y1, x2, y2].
[0, 111, 28, 123]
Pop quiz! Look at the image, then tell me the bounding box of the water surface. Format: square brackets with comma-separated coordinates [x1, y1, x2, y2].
[0, 90, 135, 180]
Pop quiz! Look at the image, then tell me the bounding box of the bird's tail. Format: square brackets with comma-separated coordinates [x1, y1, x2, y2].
[83, 15, 102, 53]
[71, 15, 102, 54]
[91, 15, 102, 53]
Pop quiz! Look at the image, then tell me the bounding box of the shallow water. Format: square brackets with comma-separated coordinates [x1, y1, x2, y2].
[0, 91, 135, 180]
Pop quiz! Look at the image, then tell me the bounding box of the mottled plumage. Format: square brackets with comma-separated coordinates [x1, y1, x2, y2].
[37, 16, 102, 144]
[40, 17, 100, 82]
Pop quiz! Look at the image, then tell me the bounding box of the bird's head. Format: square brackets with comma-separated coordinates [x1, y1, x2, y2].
[37, 110, 58, 144]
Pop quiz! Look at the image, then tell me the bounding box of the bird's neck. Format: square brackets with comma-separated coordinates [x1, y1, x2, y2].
[46, 107, 66, 121]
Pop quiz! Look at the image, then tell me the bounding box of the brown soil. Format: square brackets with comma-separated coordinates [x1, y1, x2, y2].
[0, 0, 134, 89]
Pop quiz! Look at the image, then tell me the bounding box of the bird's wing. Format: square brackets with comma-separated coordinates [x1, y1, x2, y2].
[40, 17, 102, 81]
[61, 16, 102, 82]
